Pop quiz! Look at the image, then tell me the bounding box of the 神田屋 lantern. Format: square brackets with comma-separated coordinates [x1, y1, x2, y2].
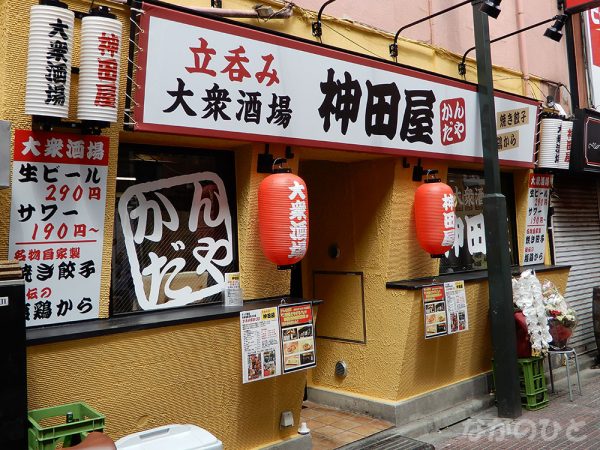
[414, 178, 456, 257]
[77, 6, 123, 123]
[258, 162, 309, 267]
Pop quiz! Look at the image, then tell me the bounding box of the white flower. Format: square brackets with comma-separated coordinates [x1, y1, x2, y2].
[512, 271, 552, 355]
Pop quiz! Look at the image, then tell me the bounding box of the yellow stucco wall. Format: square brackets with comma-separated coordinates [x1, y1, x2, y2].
[301, 155, 570, 401]
[27, 319, 306, 447]
[2, 1, 301, 448]
[1, 0, 569, 446]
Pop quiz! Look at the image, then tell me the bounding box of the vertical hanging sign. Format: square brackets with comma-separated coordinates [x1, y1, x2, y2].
[8, 130, 109, 326]
[522, 174, 552, 266]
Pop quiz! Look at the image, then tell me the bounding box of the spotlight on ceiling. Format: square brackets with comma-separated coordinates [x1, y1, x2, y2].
[544, 14, 568, 42]
[480, 0, 502, 19]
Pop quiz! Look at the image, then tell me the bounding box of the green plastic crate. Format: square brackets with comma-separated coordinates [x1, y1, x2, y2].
[518, 357, 545, 383]
[521, 389, 549, 411]
[28, 402, 105, 450]
[491, 357, 549, 411]
[519, 374, 546, 396]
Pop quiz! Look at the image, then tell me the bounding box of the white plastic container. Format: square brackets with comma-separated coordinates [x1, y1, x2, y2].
[115, 424, 223, 450]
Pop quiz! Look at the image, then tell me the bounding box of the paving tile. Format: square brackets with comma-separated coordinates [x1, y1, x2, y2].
[351, 423, 391, 437]
[342, 414, 377, 425]
[300, 407, 325, 419]
[369, 418, 393, 429]
[317, 414, 349, 425]
[334, 430, 364, 444]
[328, 418, 364, 430]
[304, 418, 327, 431]
[314, 424, 345, 437]
[311, 434, 338, 450]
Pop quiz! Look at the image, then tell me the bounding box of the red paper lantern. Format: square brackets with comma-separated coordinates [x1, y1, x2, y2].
[414, 179, 455, 257]
[258, 168, 309, 267]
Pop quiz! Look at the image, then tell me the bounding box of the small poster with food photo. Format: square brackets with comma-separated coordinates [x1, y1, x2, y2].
[284, 354, 300, 371]
[298, 325, 313, 338]
[247, 353, 262, 381]
[263, 350, 277, 377]
[283, 340, 299, 355]
[299, 338, 314, 353]
[450, 312, 459, 333]
[300, 352, 315, 365]
[282, 328, 298, 342]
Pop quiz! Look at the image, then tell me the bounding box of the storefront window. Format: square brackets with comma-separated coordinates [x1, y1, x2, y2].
[439, 169, 518, 274]
[110, 144, 238, 315]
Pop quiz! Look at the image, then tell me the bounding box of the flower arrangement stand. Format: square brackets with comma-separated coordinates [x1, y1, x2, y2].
[547, 347, 582, 401]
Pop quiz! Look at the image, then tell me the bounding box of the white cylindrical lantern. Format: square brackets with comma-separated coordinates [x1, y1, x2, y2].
[558, 120, 573, 169]
[537, 118, 562, 169]
[26, 4, 75, 118]
[77, 11, 122, 122]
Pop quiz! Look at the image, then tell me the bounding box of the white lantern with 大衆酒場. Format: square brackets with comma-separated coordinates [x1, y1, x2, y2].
[25, 2, 75, 118]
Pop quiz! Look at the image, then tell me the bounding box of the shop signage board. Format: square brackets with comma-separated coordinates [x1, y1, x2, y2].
[423, 281, 468, 339]
[279, 303, 316, 373]
[570, 108, 600, 173]
[566, 0, 600, 13]
[134, 3, 538, 167]
[584, 8, 600, 109]
[8, 130, 108, 326]
[240, 307, 282, 383]
[583, 115, 600, 166]
[522, 174, 552, 266]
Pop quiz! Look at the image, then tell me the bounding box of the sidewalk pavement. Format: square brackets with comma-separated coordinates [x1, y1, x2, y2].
[417, 353, 600, 449]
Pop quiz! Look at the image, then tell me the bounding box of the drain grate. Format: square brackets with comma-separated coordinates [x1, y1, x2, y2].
[336, 428, 435, 450]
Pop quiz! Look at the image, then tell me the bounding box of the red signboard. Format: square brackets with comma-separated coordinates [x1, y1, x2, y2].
[565, 0, 600, 13]
[589, 8, 600, 67]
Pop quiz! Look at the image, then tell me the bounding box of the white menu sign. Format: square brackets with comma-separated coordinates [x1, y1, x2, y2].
[522, 174, 552, 266]
[9, 130, 108, 326]
[240, 307, 282, 383]
[444, 281, 469, 334]
[135, 3, 537, 167]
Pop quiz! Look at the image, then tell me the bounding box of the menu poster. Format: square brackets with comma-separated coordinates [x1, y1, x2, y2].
[224, 272, 243, 306]
[240, 307, 282, 383]
[423, 285, 448, 338]
[444, 281, 469, 334]
[279, 303, 316, 373]
[522, 174, 552, 266]
[9, 130, 109, 327]
[423, 282, 469, 339]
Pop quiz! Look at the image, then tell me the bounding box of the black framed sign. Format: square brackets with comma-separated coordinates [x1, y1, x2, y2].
[570, 108, 600, 173]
